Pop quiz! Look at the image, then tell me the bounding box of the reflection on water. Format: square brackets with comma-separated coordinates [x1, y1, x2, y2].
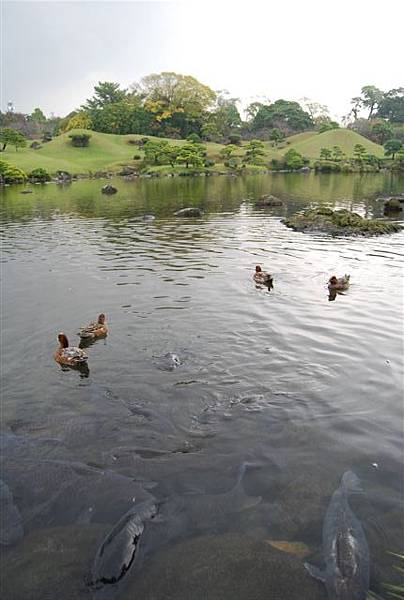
[1, 173, 403, 600]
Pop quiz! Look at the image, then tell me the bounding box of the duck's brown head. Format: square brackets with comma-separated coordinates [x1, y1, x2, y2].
[329, 276, 338, 284]
[98, 313, 106, 324]
[255, 265, 262, 273]
[58, 333, 69, 348]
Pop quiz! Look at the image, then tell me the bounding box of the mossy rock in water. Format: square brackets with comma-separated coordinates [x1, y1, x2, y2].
[384, 198, 403, 213]
[255, 194, 284, 208]
[124, 533, 324, 600]
[283, 208, 402, 237]
[0, 524, 106, 600]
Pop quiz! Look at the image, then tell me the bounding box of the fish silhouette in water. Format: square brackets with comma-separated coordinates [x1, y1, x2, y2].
[139, 462, 262, 563]
[1, 458, 154, 535]
[0, 478, 23, 546]
[304, 471, 369, 600]
[154, 352, 181, 371]
[91, 499, 157, 587]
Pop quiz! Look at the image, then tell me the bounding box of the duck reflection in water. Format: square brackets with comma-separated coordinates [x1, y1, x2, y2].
[59, 362, 90, 378]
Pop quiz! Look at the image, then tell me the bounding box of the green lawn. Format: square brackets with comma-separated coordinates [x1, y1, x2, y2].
[288, 128, 385, 159]
[0, 128, 385, 175]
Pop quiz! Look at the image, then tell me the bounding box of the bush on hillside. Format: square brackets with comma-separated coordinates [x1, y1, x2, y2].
[0, 159, 28, 183]
[187, 133, 201, 143]
[68, 133, 92, 147]
[314, 160, 342, 173]
[64, 113, 93, 132]
[29, 167, 51, 183]
[284, 149, 305, 169]
[228, 133, 242, 145]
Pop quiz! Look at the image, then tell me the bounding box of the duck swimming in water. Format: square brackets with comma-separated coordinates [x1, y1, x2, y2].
[78, 313, 108, 340]
[54, 333, 88, 366]
[328, 274, 350, 291]
[253, 265, 273, 287]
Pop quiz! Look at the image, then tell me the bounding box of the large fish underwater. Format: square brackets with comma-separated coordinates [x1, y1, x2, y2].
[90, 462, 261, 595]
[305, 470, 369, 600]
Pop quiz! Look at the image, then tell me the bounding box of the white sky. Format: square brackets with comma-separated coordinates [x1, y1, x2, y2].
[2, 0, 403, 120]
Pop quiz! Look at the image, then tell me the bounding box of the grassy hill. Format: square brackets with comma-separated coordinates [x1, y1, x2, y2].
[0, 130, 225, 174]
[0, 128, 385, 175]
[287, 128, 385, 159]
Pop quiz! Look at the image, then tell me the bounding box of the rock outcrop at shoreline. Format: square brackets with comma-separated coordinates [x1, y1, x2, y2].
[283, 208, 402, 237]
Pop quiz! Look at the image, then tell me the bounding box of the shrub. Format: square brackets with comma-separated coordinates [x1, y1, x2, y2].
[64, 113, 92, 132]
[187, 133, 201, 143]
[133, 154, 142, 160]
[0, 159, 27, 183]
[364, 154, 381, 168]
[29, 167, 51, 182]
[204, 159, 215, 168]
[271, 158, 286, 170]
[317, 121, 340, 133]
[284, 149, 304, 169]
[314, 160, 341, 173]
[228, 133, 242, 145]
[42, 132, 53, 143]
[0, 128, 27, 152]
[225, 157, 240, 170]
[244, 139, 266, 165]
[68, 133, 91, 147]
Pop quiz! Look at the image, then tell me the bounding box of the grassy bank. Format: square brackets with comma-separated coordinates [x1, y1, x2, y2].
[0, 128, 386, 176]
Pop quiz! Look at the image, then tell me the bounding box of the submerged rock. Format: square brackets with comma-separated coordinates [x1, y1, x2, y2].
[255, 194, 284, 208]
[101, 184, 118, 195]
[20, 189, 33, 194]
[283, 208, 402, 237]
[384, 197, 404, 213]
[174, 207, 203, 217]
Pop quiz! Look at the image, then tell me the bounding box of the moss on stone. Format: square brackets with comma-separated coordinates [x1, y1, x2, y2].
[283, 208, 401, 237]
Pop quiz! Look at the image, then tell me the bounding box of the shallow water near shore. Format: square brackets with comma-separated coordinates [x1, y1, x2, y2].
[1, 172, 403, 599]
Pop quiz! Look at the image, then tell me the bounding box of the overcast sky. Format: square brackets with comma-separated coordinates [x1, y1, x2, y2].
[2, 0, 403, 120]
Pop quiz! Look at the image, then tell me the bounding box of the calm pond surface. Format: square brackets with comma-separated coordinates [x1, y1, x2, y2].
[1, 172, 403, 599]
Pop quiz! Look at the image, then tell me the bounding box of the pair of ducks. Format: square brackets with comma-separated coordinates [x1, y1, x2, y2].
[253, 266, 350, 291]
[54, 314, 108, 368]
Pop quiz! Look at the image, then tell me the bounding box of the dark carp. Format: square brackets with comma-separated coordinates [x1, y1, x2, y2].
[305, 471, 369, 600]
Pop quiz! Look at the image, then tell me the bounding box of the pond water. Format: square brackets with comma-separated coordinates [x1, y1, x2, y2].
[1, 172, 403, 600]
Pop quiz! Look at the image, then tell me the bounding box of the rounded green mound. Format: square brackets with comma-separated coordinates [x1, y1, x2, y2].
[283, 208, 402, 236]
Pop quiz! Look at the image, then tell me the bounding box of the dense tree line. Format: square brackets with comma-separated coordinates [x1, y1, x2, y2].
[347, 85, 404, 143]
[1, 73, 316, 142]
[1, 75, 403, 151]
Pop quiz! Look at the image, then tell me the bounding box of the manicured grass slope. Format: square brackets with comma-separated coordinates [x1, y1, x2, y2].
[288, 129, 385, 158]
[1, 128, 384, 175]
